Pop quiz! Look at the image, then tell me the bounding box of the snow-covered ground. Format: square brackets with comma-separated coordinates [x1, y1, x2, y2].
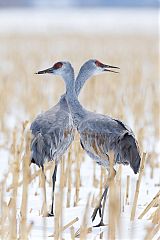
[27, 157, 160, 240]
[1, 149, 159, 239]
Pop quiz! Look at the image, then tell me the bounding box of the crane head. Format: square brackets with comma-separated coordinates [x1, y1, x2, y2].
[78, 59, 120, 77]
[35, 61, 73, 76]
[94, 60, 120, 73]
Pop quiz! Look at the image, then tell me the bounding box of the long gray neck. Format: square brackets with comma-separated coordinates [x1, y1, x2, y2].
[63, 67, 86, 127]
[75, 64, 94, 96]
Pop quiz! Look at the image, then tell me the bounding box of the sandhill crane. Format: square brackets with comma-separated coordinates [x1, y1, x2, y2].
[31, 60, 102, 216]
[37, 60, 141, 226]
[30, 87, 73, 216]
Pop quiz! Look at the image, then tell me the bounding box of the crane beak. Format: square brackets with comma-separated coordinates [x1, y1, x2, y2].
[103, 64, 120, 73]
[35, 67, 53, 74]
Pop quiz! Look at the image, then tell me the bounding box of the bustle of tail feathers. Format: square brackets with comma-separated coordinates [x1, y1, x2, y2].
[118, 132, 141, 174]
[30, 133, 46, 167]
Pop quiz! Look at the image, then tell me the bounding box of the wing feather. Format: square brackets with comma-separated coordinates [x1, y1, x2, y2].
[79, 116, 141, 173]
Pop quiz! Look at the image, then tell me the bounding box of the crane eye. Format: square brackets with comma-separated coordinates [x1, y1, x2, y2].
[95, 60, 103, 67]
[53, 62, 63, 69]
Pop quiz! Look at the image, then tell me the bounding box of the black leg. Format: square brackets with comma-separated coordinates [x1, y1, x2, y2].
[48, 164, 57, 216]
[41, 165, 48, 216]
[42, 165, 46, 179]
[92, 168, 116, 227]
[93, 186, 109, 227]
[91, 186, 109, 226]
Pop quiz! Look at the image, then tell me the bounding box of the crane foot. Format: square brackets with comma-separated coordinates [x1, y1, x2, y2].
[47, 212, 54, 217]
[93, 221, 107, 228]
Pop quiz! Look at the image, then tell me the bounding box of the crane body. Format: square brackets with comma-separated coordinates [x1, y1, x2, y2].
[31, 97, 74, 167]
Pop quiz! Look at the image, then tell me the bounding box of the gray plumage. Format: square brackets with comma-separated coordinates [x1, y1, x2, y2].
[46, 60, 141, 226]
[79, 114, 140, 174]
[30, 60, 107, 168]
[30, 96, 74, 167]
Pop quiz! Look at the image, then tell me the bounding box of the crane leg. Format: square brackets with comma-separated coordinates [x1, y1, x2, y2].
[92, 168, 116, 227]
[41, 165, 48, 217]
[48, 164, 57, 216]
[42, 165, 46, 178]
[91, 185, 109, 226]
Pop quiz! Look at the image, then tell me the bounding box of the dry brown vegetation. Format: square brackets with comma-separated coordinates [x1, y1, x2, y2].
[0, 30, 159, 239]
